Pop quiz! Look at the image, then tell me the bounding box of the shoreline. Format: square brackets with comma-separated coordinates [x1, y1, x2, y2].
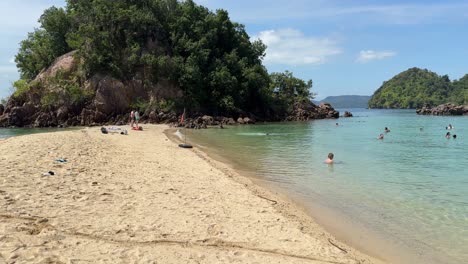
[1, 125, 383, 263]
[178, 126, 460, 264]
[166, 127, 386, 263]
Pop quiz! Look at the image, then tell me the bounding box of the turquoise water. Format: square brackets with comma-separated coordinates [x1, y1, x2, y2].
[0, 127, 78, 139]
[188, 109, 468, 264]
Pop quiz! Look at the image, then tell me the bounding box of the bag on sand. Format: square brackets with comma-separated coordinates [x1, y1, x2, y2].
[101, 127, 108, 134]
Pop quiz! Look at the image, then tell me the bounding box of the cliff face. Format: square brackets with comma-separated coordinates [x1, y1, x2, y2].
[0, 51, 182, 127]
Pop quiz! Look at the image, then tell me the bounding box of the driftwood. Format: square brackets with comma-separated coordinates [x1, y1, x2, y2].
[328, 238, 347, 253]
[257, 195, 278, 205]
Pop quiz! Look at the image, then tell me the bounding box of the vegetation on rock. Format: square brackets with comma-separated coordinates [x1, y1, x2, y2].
[369, 67, 467, 109]
[6, 0, 326, 127]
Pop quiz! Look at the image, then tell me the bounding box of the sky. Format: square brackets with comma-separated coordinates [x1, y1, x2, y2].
[1, 0, 467, 100]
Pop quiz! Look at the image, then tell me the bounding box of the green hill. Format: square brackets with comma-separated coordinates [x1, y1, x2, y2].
[321, 95, 371, 108]
[368, 67, 467, 109]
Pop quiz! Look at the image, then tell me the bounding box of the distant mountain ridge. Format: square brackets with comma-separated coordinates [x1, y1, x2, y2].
[319, 95, 371, 108]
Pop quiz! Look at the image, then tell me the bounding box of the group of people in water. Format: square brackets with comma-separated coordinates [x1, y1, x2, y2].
[446, 124, 457, 139]
[377, 127, 391, 140]
[326, 123, 458, 164]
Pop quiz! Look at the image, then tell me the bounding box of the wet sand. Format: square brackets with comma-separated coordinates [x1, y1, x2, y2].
[0, 125, 383, 263]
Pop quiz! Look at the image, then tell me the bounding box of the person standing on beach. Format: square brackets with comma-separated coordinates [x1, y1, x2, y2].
[130, 110, 135, 128]
[135, 110, 140, 128]
[325, 153, 334, 164]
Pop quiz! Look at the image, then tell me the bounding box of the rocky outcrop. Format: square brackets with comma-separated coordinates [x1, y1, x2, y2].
[36, 51, 77, 81]
[0, 50, 340, 127]
[416, 104, 468, 116]
[0, 50, 182, 127]
[286, 101, 339, 121]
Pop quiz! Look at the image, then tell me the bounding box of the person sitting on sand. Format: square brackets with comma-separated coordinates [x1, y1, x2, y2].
[446, 132, 451, 139]
[325, 153, 334, 164]
[378, 134, 384, 140]
[384, 127, 390, 133]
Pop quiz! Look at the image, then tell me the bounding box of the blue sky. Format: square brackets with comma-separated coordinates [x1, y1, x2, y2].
[1, 0, 467, 100]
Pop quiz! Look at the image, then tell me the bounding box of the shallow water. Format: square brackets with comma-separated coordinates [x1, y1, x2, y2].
[188, 109, 468, 264]
[0, 127, 80, 139]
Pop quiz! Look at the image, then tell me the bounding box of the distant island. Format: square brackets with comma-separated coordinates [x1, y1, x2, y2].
[319, 95, 371, 108]
[0, 0, 338, 128]
[368, 67, 467, 109]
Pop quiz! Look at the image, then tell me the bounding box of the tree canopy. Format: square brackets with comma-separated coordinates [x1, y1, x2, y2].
[369, 67, 467, 109]
[13, 0, 316, 118]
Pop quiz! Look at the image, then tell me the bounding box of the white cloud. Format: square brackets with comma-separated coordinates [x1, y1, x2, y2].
[356, 50, 396, 63]
[253, 28, 341, 65]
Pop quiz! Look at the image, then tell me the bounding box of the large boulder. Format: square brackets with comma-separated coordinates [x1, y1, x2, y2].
[0, 104, 4, 115]
[8, 107, 27, 127]
[92, 76, 133, 115]
[36, 51, 77, 81]
[243, 117, 255, 124]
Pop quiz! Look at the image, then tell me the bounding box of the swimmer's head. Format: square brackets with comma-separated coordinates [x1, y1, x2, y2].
[328, 153, 334, 160]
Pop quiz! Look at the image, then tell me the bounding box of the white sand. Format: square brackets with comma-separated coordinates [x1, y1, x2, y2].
[0, 125, 384, 263]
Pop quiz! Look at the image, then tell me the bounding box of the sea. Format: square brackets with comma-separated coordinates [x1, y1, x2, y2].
[186, 109, 467, 264]
[0, 127, 76, 139]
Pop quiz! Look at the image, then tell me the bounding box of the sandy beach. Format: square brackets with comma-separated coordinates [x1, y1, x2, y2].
[0, 125, 384, 263]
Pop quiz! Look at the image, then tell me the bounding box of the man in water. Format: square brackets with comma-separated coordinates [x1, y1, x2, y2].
[325, 153, 334, 164]
[446, 132, 451, 139]
[378, 134, 384, 140]
[384, 127, 390, 133]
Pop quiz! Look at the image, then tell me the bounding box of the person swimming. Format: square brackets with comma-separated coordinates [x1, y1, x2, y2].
[453, 134, 457, 139]
[384, 127, 390, 133]
[447, 124, 453, 130]
[325, 153, 334, 164]
[377, 134, 384, 140]
[446, 132, 451, 139]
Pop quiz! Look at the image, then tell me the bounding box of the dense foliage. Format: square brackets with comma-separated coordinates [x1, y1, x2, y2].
[369, 68, 467, 108]
[14, 0, 315, 118]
